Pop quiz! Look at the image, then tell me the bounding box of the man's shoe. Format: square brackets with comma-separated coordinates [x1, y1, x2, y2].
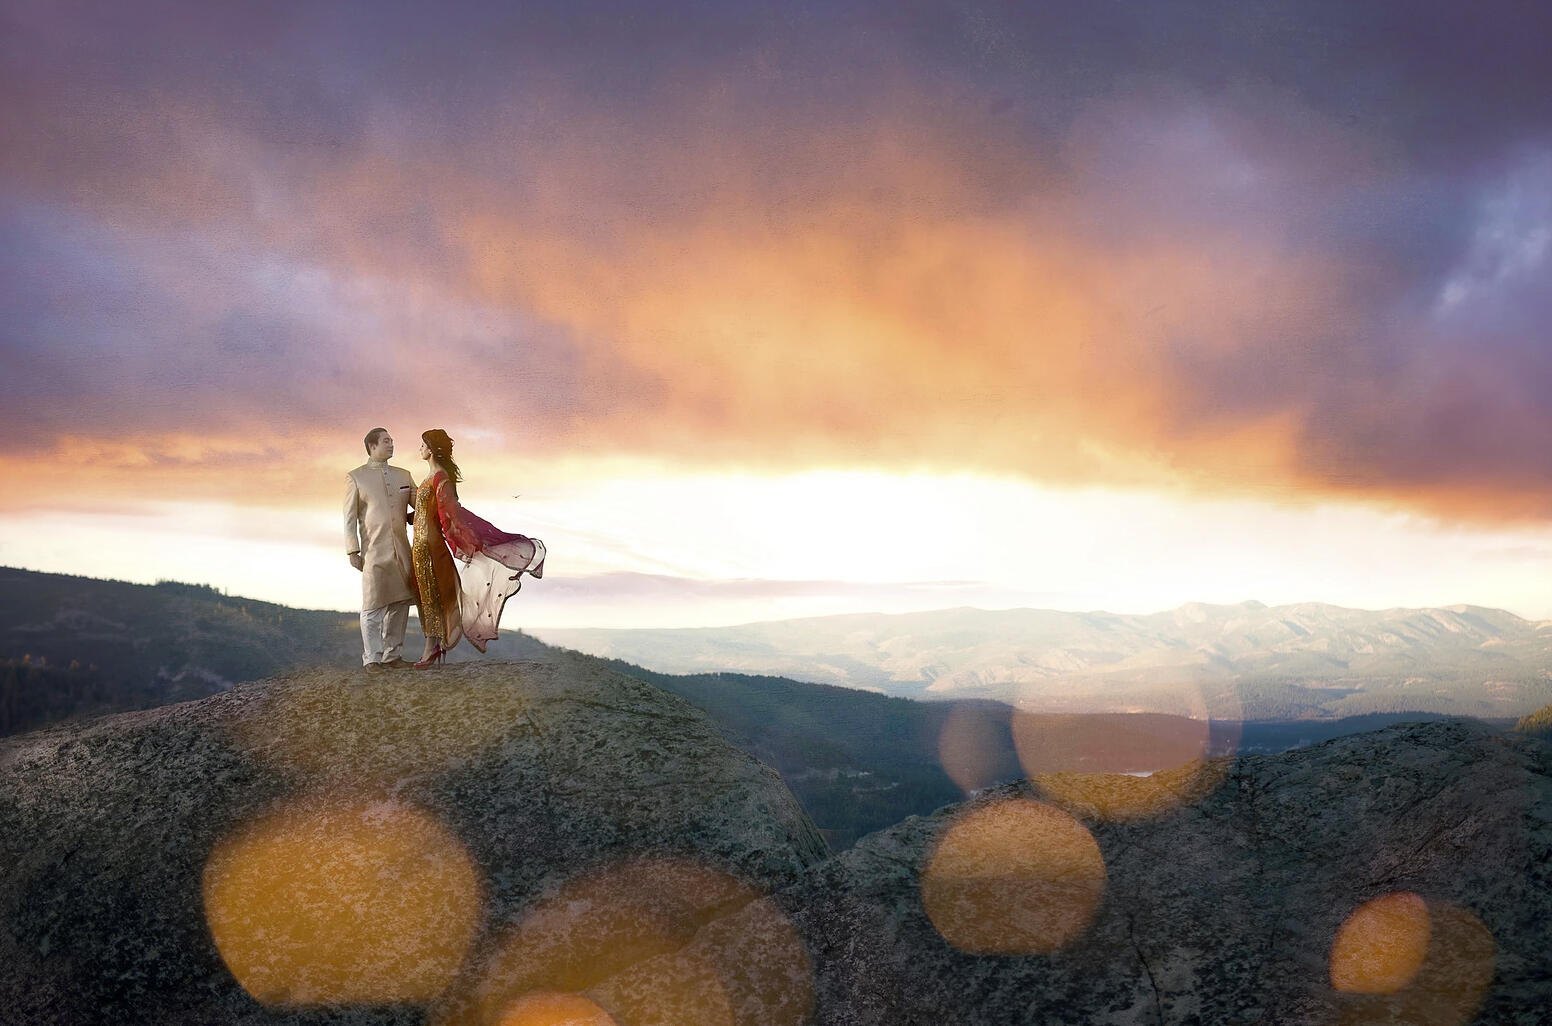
[384, 658, 414, 669]
[364, 661, 388, 672]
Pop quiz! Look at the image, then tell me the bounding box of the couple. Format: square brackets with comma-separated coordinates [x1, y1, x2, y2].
[345, 427, 545, 670]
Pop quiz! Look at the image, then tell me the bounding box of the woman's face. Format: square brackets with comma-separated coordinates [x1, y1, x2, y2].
[419, 440, 431, 461]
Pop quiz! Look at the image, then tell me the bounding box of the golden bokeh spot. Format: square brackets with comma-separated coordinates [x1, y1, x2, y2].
[936, 703, 1018, 795]
[586, 950, 736, 1026]
[1012, 712, 1214, 775]
[1330, 891, 1431, 994]
[1335, 899, 1496, 1026]
[433, 859, 810, 1026]
[202, 794, 482, 1007]
[498, 992, 617, 1026]
[921, 798, 1106, 955]
[1032, 758, 1231, 821]
[230, 671, 533, 784]
[1012, 706, 1238, 821]
[592, 894, 813, 1026]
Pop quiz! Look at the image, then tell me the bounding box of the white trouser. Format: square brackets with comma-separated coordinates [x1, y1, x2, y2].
[360, 599, 411, 665]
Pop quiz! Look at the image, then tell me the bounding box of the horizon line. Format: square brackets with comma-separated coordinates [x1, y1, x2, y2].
[5, 563, 1542, 632]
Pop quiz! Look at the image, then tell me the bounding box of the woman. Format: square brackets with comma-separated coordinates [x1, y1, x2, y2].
[412, 428, 546, 667]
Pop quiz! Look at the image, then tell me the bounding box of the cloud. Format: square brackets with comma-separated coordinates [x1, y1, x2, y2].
[4, 1, 1552, 519]
[538, 572, 988, 602]
[518, 572, 1063, 630]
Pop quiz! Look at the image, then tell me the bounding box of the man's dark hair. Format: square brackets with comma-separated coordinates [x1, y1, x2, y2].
[364, 427, 390, 454]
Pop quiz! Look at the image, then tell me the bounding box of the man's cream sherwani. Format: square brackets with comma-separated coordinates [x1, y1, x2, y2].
[345, 460, 417, 609]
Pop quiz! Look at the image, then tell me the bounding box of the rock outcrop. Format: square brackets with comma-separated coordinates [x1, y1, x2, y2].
[2, 662, 1549, 1025]
[0, 660, 826, 1024]
[786, 719, 1551, 1025]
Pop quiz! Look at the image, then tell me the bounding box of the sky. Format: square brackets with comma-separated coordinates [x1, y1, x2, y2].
[4, 0, 1552, 628]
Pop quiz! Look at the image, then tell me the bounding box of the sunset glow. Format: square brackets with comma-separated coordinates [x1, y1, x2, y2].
[5, 2, 1552, 628]
[6, 460, 1552, 628]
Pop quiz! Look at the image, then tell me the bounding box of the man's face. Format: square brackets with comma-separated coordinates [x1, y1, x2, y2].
[369, 433, 395, 461]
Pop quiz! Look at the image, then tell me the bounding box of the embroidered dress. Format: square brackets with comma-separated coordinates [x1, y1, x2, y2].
[412, 475, 462, 650]
[412, 471, 545, 653]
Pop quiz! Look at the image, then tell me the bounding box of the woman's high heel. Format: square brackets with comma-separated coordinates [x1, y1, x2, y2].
[415, 645, 445, 669]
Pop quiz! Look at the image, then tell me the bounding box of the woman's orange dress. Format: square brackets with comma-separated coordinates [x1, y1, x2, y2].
[412, 474, 464, 650]
[412, 470, 545, 652]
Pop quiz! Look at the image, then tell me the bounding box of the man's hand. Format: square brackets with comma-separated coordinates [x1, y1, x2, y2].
[349, 552, 364, 571]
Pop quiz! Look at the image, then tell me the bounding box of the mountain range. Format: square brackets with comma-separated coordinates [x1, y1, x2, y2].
[534, 600, 1552, 719]
[4, 566, 1544, 847]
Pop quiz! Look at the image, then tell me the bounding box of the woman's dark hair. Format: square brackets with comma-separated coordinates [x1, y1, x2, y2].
[422, 428, 463, 483]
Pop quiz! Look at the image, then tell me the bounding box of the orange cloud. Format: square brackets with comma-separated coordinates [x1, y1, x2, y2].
[5, 47, 1549, 526]
[437, 111, 1346, 494]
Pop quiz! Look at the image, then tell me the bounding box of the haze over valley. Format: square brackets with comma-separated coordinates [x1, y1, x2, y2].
[535, 600, 1552, 720]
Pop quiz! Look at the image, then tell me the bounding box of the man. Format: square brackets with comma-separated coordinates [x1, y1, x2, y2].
[345, 428, 417, 669]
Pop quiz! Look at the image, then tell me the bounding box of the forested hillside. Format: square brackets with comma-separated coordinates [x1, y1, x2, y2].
[0, 568, 362, 736]
[2, 567, 1521, 847]
[0, 568, 971, 845]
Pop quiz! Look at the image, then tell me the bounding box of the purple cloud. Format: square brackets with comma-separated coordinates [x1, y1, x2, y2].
[4, 0, 1552, 516]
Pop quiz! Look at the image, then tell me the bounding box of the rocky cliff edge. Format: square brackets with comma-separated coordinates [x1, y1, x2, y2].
[1, 661, 1548, 1025]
